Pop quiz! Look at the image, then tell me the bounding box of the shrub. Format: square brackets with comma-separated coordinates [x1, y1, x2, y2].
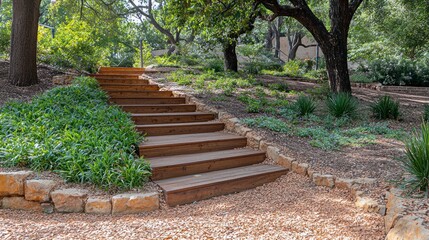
[350, 73, 373, 83]
[401, 123, 429, 195]
[371, 95, 400, 120]
[283, 60, 302, 76]
[306, 81, 331, 99]
[368, 58, 429, 87]
[0, 77, 151, 190]
[203, 58, 224, 72]
[327, 93, 358, 118]
[424, 105, 429, 123]
[293, 95, 316, 116]
[268, 83, 288, 92]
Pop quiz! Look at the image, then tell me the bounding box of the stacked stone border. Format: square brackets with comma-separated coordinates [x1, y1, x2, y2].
[351, 82, 429, 96]
[0, 171, 159, 215]
[146, 74, 429, 239]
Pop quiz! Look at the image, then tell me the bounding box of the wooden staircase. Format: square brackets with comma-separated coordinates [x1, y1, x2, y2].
[93, 67, 288, 206]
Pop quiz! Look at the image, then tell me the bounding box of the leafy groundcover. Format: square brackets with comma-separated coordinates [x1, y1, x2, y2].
[0, 77, 151, 190]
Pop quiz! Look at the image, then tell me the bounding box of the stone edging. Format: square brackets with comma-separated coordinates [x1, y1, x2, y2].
[0, 171, 159, 215]
[145, 74, 429, 237]
[385, 188, 429, 240]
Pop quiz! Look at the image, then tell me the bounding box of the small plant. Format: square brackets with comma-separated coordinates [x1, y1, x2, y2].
[293, 95, 316, 116]
[242, 116, 289, 133]
[371, 95, 400, 120]
[400, 123, 429, 196]
[326, 93, 358, 118]
[306, 81, 330, 99]
[424, 105, 429, 122]
[268, 83, 288, 92]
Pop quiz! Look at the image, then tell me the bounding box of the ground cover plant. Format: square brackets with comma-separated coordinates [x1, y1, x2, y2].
[0, 77, 151, 190]
[327, 93, 358, 118]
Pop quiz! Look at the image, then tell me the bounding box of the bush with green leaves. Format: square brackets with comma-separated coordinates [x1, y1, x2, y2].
[401, 123, 429, 196]
[368, 58, 429, 86]
[371, 95, 400, 120]
[0, 77, 151, 190]
[327, 93, 358, 118]
[293, 95, 316, 116]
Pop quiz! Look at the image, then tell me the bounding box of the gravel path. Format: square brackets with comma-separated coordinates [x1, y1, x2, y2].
[0, 173, 384, 239]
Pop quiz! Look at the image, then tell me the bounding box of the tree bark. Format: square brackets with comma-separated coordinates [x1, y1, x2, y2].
[265, 22, 273, 51]
[9, 0, 41, 86]
[223, 41, 238, 72]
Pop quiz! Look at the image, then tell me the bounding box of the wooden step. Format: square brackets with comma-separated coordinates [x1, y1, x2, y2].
[110, 97, 186, 105]
[136, 121, 225, 136]
[97, 79, 149, 85]
[119, 104, 196, 113]
[150, 149, 266, 180]
[132, 112, 216, 125]
[108, 91, 173, 99]
[91, 74, 141, 79]
[99, 67, 145, 75]
[100, 84, 159, 92]
[139, 132, 247, 157]
[155, 164, 288, 206]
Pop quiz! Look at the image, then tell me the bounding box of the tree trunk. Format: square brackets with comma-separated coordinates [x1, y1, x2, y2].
[265, 22, 273, 51]
[223, 41, 238, 72]
[322, 40, 351, 93]
[9, 0, 41, 86]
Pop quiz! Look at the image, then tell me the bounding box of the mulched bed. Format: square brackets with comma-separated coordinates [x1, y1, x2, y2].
[0, 61, 64, 106]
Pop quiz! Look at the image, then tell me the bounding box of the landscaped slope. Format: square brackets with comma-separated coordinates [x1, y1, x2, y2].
[0, 77, 151, 190]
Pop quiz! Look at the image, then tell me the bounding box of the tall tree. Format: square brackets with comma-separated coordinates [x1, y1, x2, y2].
[260, 0, 363, 93]
[9, 0, 42, 86]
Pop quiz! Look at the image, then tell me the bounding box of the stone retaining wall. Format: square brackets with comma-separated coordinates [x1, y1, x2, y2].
[351, 83, 429, 96]
[0, 171, 159, 215]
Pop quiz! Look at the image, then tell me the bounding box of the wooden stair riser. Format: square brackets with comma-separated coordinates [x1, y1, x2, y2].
[151, 153, 266, 180]
[91, 74, 142, 79]
[139, 138, 248, 157]
[110, 97, 186, 105]
[98, 79, 149, 85]
[108, 91, 173, 99]
[99, 67, 145, 73]
[120, 104, 196, 113]
[137, 122, 225, 136]
[160, 170, 287, 206]
[132, 113, 215, 125]
[100, 85, 159, 92]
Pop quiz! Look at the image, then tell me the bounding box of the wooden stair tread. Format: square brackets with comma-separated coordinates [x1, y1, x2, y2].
[137, 121, 222, 128]
[141, 132, 245, 147]
[150, 149, 265, 168]
[155, 164, 286, 193]
[131, 112, 214, 117]
[110, 97, 186, 104]
[136, 121, 224, 136]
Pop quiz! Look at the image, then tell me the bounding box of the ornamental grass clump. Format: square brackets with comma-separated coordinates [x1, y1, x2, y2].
[424, 105, 429, 123]
[0, 77, 151, 190]
[326, 92, 358, 118]
[371, 95, 400, 120]
[401, 123, 429, 196]
[293, 95, 316, 116]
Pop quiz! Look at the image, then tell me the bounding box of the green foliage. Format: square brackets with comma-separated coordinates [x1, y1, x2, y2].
[297, 127, 375, 150]
[242, 116, 289, 133]
[268, 83, 288, 92]
[371, 96, 400, 120]
[0, 0, 11, 58]
[0, 77, 151, 190]
[303, 69, 328, 80]
[368, 58, 429, 86]
[424, 105, 429, 123]
[327, 93, 358, 118]
[283, 60, 302, 76]
[202, 58, 224, 72]
[350, 73, 373, 83]
[237, 44, 282, 74]
[167, 70, 193, 85]
[293, 95, 316, 116]
[401, 123, 429, 195]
